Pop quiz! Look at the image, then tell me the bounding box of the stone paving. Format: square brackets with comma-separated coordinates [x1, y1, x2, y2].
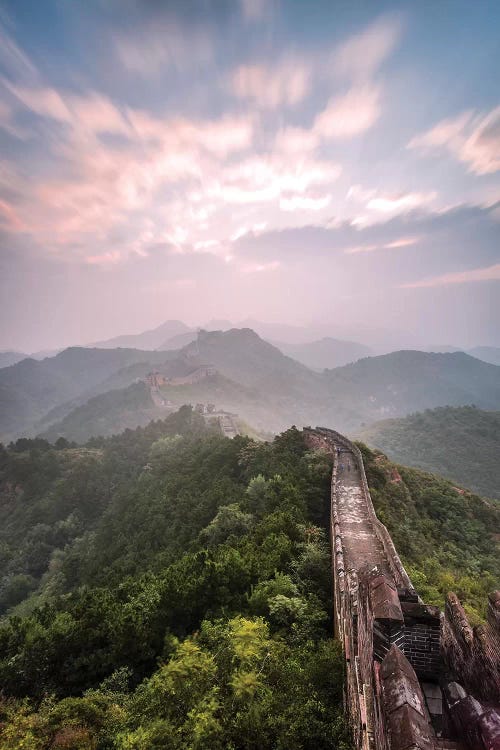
[335, 449, 392, 579]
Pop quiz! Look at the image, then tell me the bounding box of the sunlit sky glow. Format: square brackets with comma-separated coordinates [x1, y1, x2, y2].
[0, 0, 499, 351]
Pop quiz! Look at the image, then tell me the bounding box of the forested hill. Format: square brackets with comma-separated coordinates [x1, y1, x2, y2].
[0, 408, 349, 748]
[357, 442, 499, 621]
[325, 350, 500, 423]
[0, 409, 498, 747]
[357, 406, 500, 499]
[40, 381, 159, 444]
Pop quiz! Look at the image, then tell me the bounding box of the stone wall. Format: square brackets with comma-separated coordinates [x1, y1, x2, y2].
[442, 591, 500, 704]
[303, 426, 500, 750]
[304, 427, 413, 591]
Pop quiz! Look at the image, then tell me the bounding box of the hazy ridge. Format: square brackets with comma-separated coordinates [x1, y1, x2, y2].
[2, 328, 500, 444]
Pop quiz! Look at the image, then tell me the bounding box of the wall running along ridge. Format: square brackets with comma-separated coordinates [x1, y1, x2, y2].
[303, 427, 500, 750]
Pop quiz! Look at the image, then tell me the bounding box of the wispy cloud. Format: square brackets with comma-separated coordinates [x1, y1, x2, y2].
[231, 59, 310, 109]
[0, 22, 37, 81]
[348, 186, 437, 225]
[344, 236, 418, 254]
[333, 15, 402, 80]
[408, 107, 500, 175]
[401, 262, 500, 288]
[366, 191, 437, 213]
[241, 260, 280, 273]
[314, 85, 380, 138]
[113, 19, 213, 75]
[240, 0, 268, 22]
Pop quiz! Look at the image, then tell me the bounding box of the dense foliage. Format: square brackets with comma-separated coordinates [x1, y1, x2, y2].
[357, 405, 500, 499]
[1, 404, 498, 747]
[358, 442, 500, 622]
[0, 408, 350, 749]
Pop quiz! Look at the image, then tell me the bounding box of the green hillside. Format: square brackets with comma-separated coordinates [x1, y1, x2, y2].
[0, 411, 349, 748]
[326, 350, 500, 427]
[358, 442, 499, 623]
[357, 406, 500, 499]
[0, 412, 498, 746]
[40, 381, 159, 443]
[40, 372, 279, 444]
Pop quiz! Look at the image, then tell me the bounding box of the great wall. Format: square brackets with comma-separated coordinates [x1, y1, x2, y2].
[303, 427, 500, 750]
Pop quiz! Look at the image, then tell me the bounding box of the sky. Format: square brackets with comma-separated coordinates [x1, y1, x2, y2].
[0, 0, 499, 352]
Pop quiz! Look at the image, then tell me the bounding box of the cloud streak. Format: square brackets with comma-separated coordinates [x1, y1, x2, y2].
[333, 15, 402, 80]
[409, 107, 500, 175]
[231, 60, 310, 109]
[314, 85, 380, 138]
[401, 262, 500, 288]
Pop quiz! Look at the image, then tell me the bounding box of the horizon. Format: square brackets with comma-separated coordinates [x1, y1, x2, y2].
[3, 315, 500, 358]
[1, 1, 499, 352]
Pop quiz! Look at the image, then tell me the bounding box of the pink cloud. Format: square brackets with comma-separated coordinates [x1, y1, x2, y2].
[241, 261, 280, 273]
[274, 126, 319, 154]
[280, 194, 332, 212]
[344, 236, 418, 254]
[127, 109, 253, 156]
[7, 84, 71, 121]
[193, 115, 254, 155]
[213, 155, 341, 207]
[366, 191, 436, 213]
[8, 84, 130, 137]
[0, 99, 28, 138]
[408, 107, 500, 175]
[86, 250, 122, 266]
[231, 60, 310, 109]
[347, 186, 437, 225]
[314, 85, 380, 138]
[384, 236, 419, 248]
[401, 263, 500, 288]
[68, 93, 130, 135]
[0, 197, 25, 231]
[333, 16, 402, 80]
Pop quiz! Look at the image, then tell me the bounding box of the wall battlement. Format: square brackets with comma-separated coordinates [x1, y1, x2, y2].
[303, 427, 500, 750]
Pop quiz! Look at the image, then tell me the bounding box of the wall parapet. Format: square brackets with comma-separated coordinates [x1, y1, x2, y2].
[305, 426, 413, 592]
[303, 426, 500, 750]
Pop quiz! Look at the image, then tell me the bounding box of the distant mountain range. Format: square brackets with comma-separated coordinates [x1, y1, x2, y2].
[0, 347, 168, 440]
[0, 351, 26, 368]
[2, 327, 500, 444]
[467, 346, 500, 367]
[272, 337, 372, 370]
[326, 349, 500, 423]
[6, 316, 500, 363]
[88, 320, 191, 350]
[158, 331, 198, 350]
[356, 405, 500, 500]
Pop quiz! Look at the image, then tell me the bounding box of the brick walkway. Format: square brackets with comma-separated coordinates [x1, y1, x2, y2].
[335, 448, 392, 580]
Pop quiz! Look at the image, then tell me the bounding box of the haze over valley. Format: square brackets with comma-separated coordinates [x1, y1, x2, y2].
[3, 322, 500, 468]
